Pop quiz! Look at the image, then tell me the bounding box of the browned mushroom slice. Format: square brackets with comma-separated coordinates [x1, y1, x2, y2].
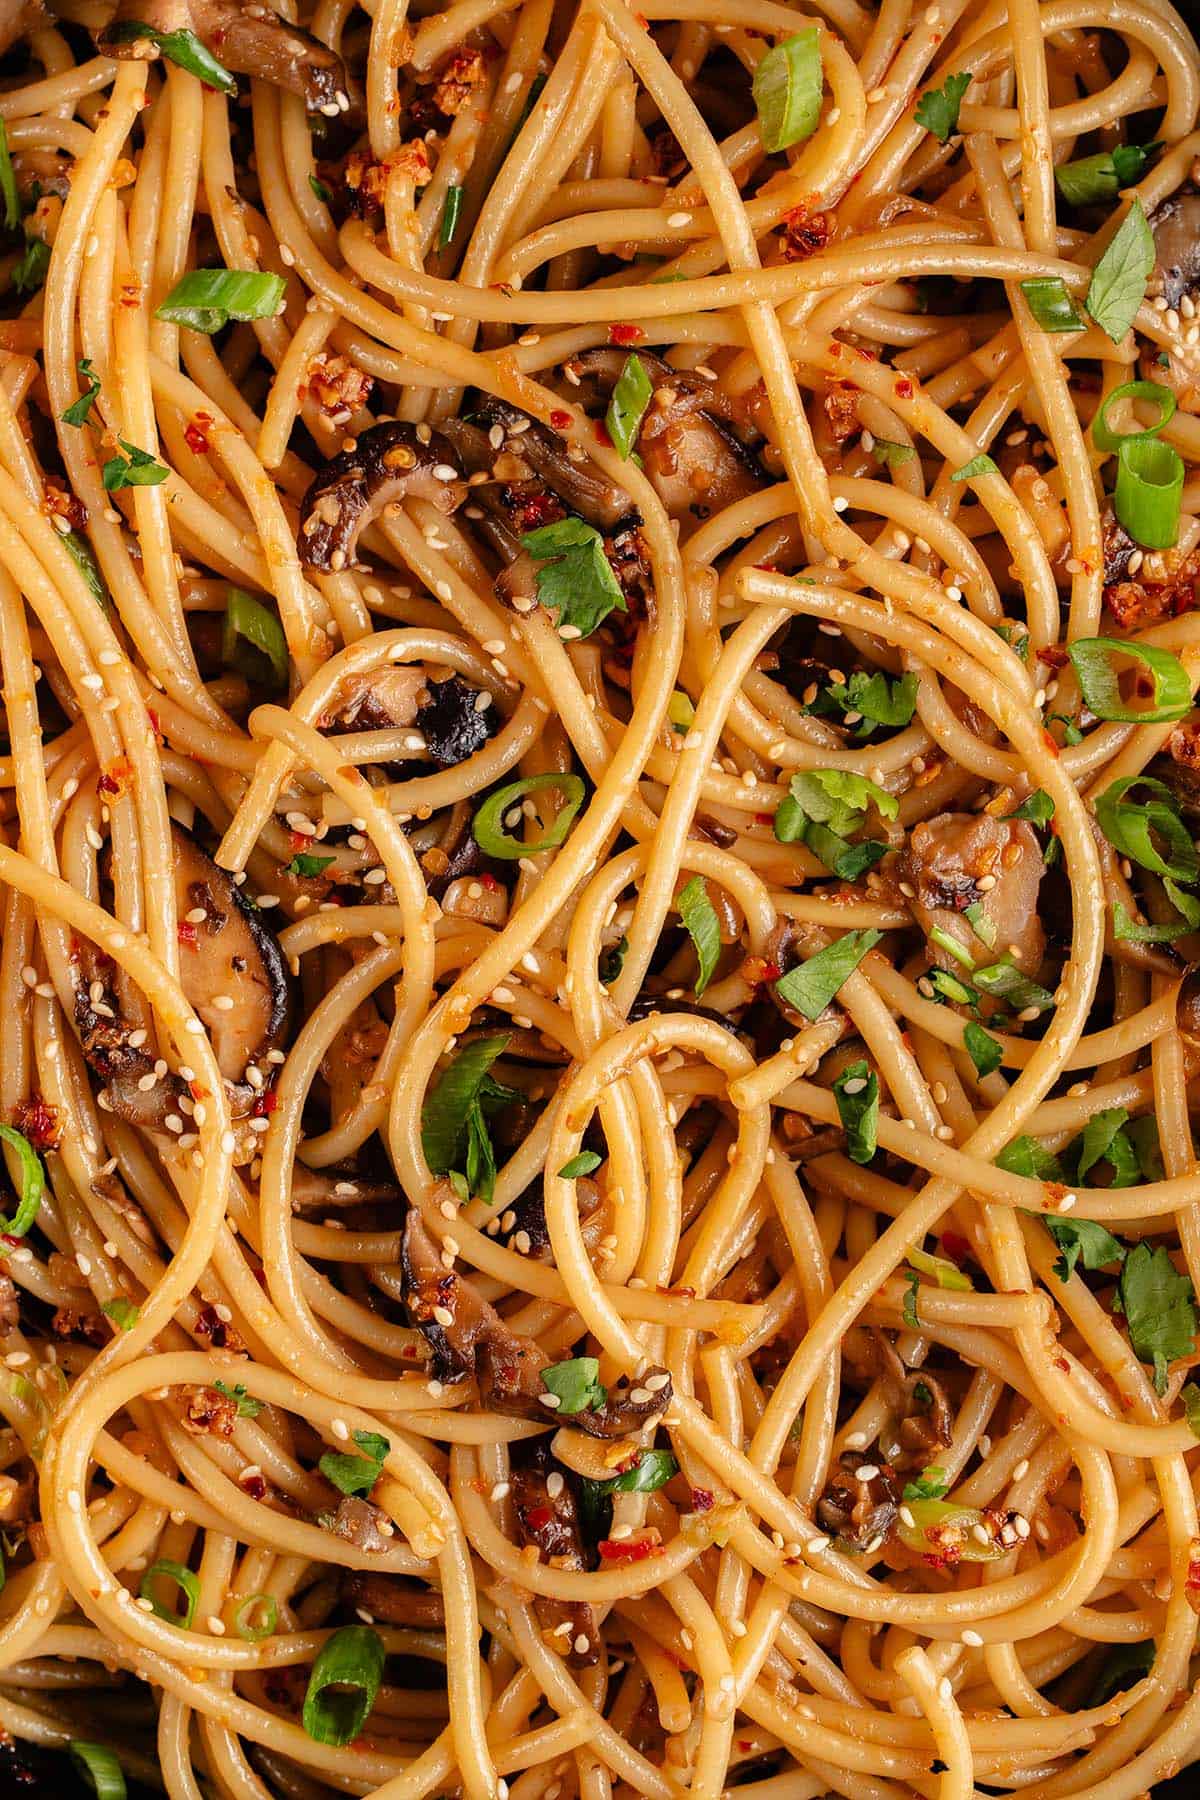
[501, 1175, 602, 1262]
[341, 1572, 446, 1625]
[415, 675, 498, 768]
[899, 812, 1046, 978]
[1149, 192, 1200, 310]
[511, 1445, 601, 1667]
[76, 825, 290, 1129]
[870, 1331, 954, 1468]
[401, 1209, 550, 1411]
[451, 398, 638, 534]
[1177, 966, 1200, 1066]
[99, 0, 353, 115]
[328, 1495, 392, 1552]
[289, 1166, 404, 1212]
[298, 423, 467, 572]
[816, 1452, 901, 1550]
[573, 348, 764, 523]
[567, 1367, 674, 1441]
[321, 664, 429, 733]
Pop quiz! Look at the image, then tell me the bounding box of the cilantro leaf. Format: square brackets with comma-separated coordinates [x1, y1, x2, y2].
[1085, 199, 1155, 343]
[773, 929, 881, 1019]
[102, 439, 168, 492]
[13, 234, 49, 294]
[285, 853, 335, 879]
[421, 1036, 517, 1204]
[1182, 1382, 1200, 1439]
[963, 1020, 1003, 1078]
[61, 357, 102, 429]
[521, 517, 626, 639]
[805, 669, 917, 739]
[952, 453, 999, 481]
[0, 119, 17, 231]
[676, 875, 721, 997]
[1005, 790, 1054, 826]
[1041, 1216, 1126, 1283]
[558, 1151, 602, 1178]
[914, 70, 971, 143]
[995, 1136, 1066, 1181]
[1090, 1641, 1155, 1706]
[213, 1380, 262, 1418]
[1075, 1107, 1139, 1187]
[319, 1428, 390, 1496]
[1116, 1243, 1197, 1394]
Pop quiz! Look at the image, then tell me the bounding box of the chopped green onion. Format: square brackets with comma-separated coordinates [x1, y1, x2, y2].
[140, 1559, 200, 1629]
[542, 1356, 606, 1414]
[308, 174, 331, 204]
[774, 929, 881, 1019]
[558, 1151, 602, 1179]
[0, 1123, 43, 1239]
[1094, 775, 1197, 881]
[104, 21, 237, 92]
[222, 587, 289, 689]
[902, 1269, 920, 1328]
[908, 1245, 973, 1291]
[898, 1497, 1004, 1561]
[605, 352, 653, 461]
[951, 453, 998, 481]
[1019, 276, 1084, 333]
[963, 901, 997, 947]
[63, 530, 107, 608]
[929, 924, 974, 969]
[1114, 435, 1184, 550]
[1085, 199, 1154, 343]
[676, 875, 721, 996]
[156, 269, 286, 334]
[929, 968, 976, 1007]
[1092, 379, 1175, 452]
[302, 1623, 385, 1745]
[13, 234, 48, 294]
[972, 957, 1054, 1014]
[101, 439, 167, 492]
[234, 1593, 278, 1641]
[0, 119, 17, 232]
[69, 1744, 126, 1800]
[752, 29, 823, 153]
[667, 689, 695, 732]
[833, 1059, 878, 1163]
[101, 1297, 139, 1331]
[472, 772, 585, 859]
[439, 185, 464, 250]
[1068, 637, 1190, 723]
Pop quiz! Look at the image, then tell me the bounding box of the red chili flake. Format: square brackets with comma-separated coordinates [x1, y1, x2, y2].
[290, 831, 312, 851]
[1053, 1355, 1070, 1372]
[97, 756, 133, 797]
[184, 413, 212, 455]
[598, 1532, 658, 1565]
[738, 1741, 755, 1754]
[549, 409, 572, 430]
[827, 341, 843, 358]
[690, 1487, 714, 1512]
[755, 813, 774, 826]
[755, 561, 777, 573]
[241, 1473, 268, 1500]
[939, 1231, 970, 1266]
[253, 1089, 278, 1117]
[1, 1233, 22, 1249]
[479, 872, 500, 891]
[594, 418, 614, 448]
[146, 706, 163, 740]
[13, 1095, 60, 1150]
[525, 1504, 553, 1530]
[1041, 730, 1061, 758]
[761, 960, 781, 982]
[608, 323, 644, 346]
[894, 376, 914, 399]
[177, 920, 198, 946]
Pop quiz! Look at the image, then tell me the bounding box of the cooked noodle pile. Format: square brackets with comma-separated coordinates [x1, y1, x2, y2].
[0, 0, 1198, 1795]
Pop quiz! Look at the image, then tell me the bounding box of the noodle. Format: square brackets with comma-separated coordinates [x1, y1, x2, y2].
[0, 1, 1196, 1798]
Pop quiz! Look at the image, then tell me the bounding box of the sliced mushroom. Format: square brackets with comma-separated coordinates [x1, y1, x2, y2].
[900, 812, 1046, 978]
[289, 1166, 405, 1212]
[450, 396, 638, 534]
[1149, 192, 1200, 310]
[322, 664, 429, 733]
[341, 1572, 445, 1625]
[501, 1175, 602, 1262]
[511, 1443, 601, 1667]
[572, 348, 764, 525]
[98, 0, 354, 115]
[327, 1495, 392, 1553]
[298, 422, 467, 573]
[75, 824, 291, 1130]
[871, 1332, 954, 1469]
[816, 1452, 900, 1551]
[1177, 965, 1200, 1066]
[401, 1212, 672, 1433]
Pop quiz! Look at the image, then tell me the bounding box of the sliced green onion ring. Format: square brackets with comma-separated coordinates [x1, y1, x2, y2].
[1093, 379, 1176, 453]
[1114, 436, 1185, 549]
[69, 1743, 127, 1800]
[472, 773, 585, 859]
[302, 1623, 386, 1746]
[0, 1124, 44, 1239]
[234, 1593, 279, 1641]
[156, 268, 286, 334]
[897, 1497, 1005, 1562]
[1068, 636, 1191, 723]
[140, 1559, 200, 1629]
[222, 587, 289, 689]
